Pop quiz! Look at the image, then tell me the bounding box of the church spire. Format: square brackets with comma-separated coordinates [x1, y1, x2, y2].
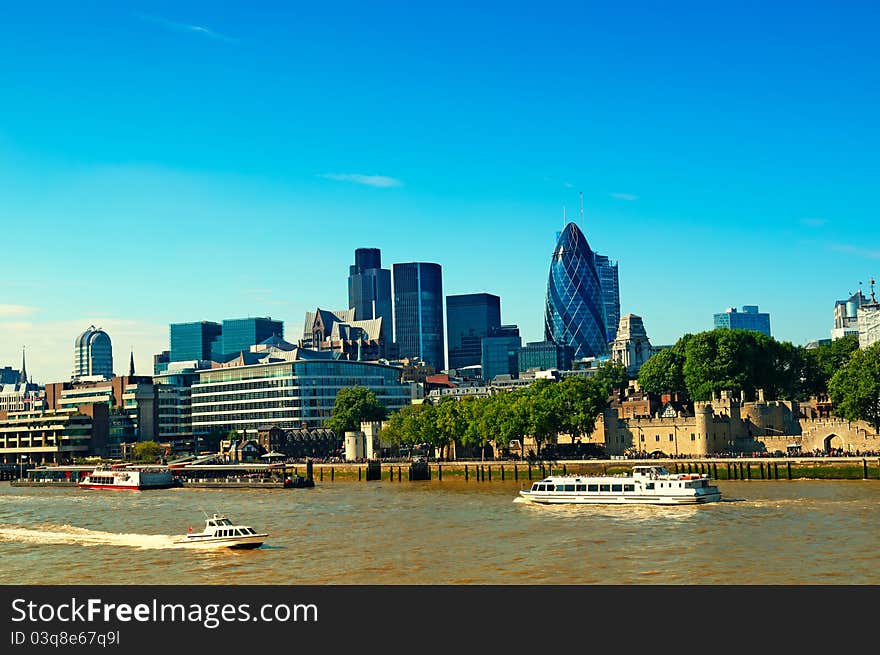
[129, 349, 135, 377]
[20, 346, 27, 385]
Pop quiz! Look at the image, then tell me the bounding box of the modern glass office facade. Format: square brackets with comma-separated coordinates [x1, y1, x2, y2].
[518, 340, 574, 372]
[594, 254, 620, 342]
[446, 293, 501, 370]
[170, 322, 221, 362]
[220, 317, 284, 356]
[392, 262, 445, 370]
[481, 326, 521, 382]
[72, 326, 113, 380]
[544, 223, 609, 360]
[190, 359, 412, 435]
[348, 248, 393, 328]
[713, 306, 771, 336]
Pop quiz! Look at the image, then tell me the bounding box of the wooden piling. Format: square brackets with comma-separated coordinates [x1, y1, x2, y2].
[562, 464, 567, 476]
[726, 463, 731, 479]
[514, 465, 518, 481]
[358, 467, 362, 481]
[863, 459, 868, 480]
[746, 462, 751, 480]
[760, 462, 765, 479]
[331, 467, 334, 481]
[774, 463, 779, 479]
[320, 467, 324, 482]
[465, 465, 469, 481]
[527, 463, 532, 480]
[488, 466, 492, 482]
[438, 464, 442, 481]
[501, 466, 505, 481]
[397, 466, 402, 482]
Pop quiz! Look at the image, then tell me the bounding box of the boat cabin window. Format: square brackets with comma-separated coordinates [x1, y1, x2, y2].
[546, 485, 555, 491]
[599, 484, 610, 492]
[562, 484, 575, 492]
[624, 484, 635, 492]
[575, 484, 586, 492]
[531, 483, 540, 491]
[587, 484, 598, 492]
[646, 483, 654, 490]
[611, 484, 622, 492]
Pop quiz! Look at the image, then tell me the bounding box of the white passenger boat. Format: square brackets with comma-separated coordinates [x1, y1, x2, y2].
[174, 514, 267, 549]
[518, 465, 721, 505]
[78, 464, 174, 490]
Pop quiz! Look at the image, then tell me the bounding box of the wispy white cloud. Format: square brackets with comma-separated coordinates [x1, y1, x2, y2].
[0, 304, 36, 318]
[319, 173, 403, 188]
[800, 217, 828, 227]
[0, 317, 167, 383]
[136, 13, 237, 42]
[611, 192, 638, 201]
[828, 243, 880, 259]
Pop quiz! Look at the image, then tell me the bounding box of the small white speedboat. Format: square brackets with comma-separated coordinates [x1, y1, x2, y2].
[174, 513, 267, 549]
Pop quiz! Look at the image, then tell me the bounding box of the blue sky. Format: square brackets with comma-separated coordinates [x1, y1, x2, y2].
[1, 1, 878, 382]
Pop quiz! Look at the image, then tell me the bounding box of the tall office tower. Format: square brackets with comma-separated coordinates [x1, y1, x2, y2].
[220, 317, 284, 356]
[392, 262, 445, 370]
[594, 253, 620, 342]
[170, 321, 222, 362]
[481, 325, 521, 382]
[446, 293, 501, 370]
[713, 305, 771, 337]
[544, 222, 609, 360]
[72, 325, 114, 381]
[348, 248, 393, 328]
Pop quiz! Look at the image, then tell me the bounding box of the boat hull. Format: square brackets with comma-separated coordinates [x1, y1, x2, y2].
[174, 534, 268, 549]
[518, 491, 721, 506]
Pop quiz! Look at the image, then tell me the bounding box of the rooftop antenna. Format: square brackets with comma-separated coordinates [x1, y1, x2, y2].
[563, 205, 567, 228]
[871, 277, 877, 303]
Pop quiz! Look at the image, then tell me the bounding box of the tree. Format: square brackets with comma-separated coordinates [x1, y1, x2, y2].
[326, 386, 388, 435]
[828, 343, 880, 432]
[638, 347, 686, 396]
[802, 334, 859, 397]
[556, 376, 607, 441]
[132, 440, 164, 463]
[592, 361, 628, 399]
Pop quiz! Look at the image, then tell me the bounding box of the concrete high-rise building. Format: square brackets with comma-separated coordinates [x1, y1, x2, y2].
[72, 325, 113, 381]
[714, 305, 771, 337]
[545, 222, 609, 360]
[170, 321, 222, 362]
[446, 293, 501, 370]
[392, 262, 445, 370]
[594, 253, 620, 342]
[348, 248, 393, 328]
[481, 325, 521, 382]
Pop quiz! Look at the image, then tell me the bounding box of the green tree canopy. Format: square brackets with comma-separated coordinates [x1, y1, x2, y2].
[591, 361, 629, 398]
[132, 440, 164, 463]
[802, 334, 859, 397]
[326, 386, 388, 435]
[639, 329, 803, 401]
[637, 345, 687, 396]
[828, 342, 880, 432]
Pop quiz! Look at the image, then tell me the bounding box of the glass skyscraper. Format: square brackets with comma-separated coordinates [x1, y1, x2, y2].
[392, 262, 445, 370]
[170, 321, 222, 362]
[220, 317, 284, 356]
[481, 325, 521, 382]
[544, 222, 609, 360]
[348, 248, 393, 329]
[713, 306, 771, 336]
[594, 253, 620, 342]
[446, 293, 501, 370]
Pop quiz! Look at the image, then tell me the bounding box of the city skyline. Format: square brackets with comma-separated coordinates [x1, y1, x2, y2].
[2, 1, 879, 381]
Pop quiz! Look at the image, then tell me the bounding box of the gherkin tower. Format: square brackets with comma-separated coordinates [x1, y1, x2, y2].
[544, 222, 609, 360]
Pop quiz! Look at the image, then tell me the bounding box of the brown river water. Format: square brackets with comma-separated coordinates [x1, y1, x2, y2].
[1, 479, 877, 585]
